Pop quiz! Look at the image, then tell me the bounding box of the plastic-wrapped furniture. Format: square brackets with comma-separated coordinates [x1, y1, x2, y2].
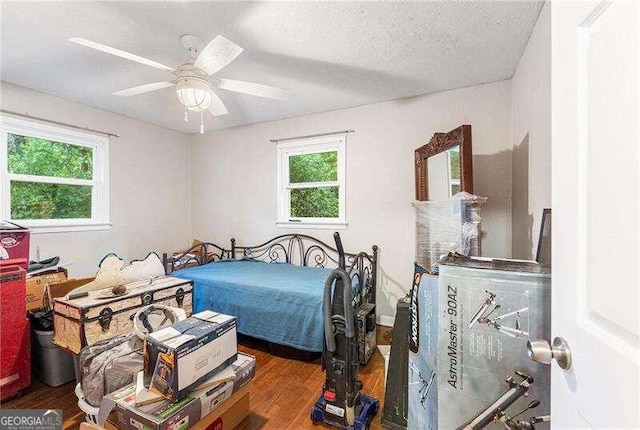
[413, 192, 486, 272]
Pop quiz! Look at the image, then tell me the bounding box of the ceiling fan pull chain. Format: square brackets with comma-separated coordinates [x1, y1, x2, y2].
[200, 111, 204, 134]
[184, 106, 188, 122]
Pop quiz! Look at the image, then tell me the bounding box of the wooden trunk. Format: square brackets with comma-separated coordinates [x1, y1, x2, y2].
[53, 276, 193, 354]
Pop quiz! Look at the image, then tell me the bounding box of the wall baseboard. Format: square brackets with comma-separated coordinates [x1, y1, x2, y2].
[377, 314, 395, 327]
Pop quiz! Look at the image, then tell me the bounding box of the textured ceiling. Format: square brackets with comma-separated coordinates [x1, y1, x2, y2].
[1, 2, 543, 133]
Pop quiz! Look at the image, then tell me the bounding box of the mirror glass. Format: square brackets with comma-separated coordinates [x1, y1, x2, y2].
[426, 145, 461, 200]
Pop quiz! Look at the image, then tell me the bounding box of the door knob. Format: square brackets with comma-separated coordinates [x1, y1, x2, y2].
[526, 337, 572, 370]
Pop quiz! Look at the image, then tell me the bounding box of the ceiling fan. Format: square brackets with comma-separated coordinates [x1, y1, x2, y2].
[69, 34, 289, 132]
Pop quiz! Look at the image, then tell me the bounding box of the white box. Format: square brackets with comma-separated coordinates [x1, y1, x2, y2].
[144, 311, 238, 401]
[408, 256, 551, 430]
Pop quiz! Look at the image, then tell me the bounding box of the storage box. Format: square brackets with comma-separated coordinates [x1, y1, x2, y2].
[0, 258, 31, 401]
[192, 387, 250, 430]
[54, 276, 193, 354]
[407, 264, 439, 430]
[106, 383, 251, 430]
[109, 354, 253, 430]
[26, 268, 68, 311]
[51, 277, 95, 297]
[0, 318, 30, 401]
[228, 352, 255, 393]
[144, 310, 238, 401]
[123, 380, 234, 430]
[0, 221, 30, 269]
[408, 257, 551, 430]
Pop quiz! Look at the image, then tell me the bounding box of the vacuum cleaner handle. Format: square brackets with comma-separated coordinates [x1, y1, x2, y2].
[342, 271, 355, 339]
[334, 232, 346, 269]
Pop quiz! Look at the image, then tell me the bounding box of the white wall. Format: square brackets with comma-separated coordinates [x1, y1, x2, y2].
[1, 20, 551, 322]
[190, 81, 512, 321]
[1, 82, 192, 277]
[511, 3, 551, 260]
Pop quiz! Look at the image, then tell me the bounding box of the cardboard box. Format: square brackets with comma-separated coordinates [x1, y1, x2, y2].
[144, 310, 238, 401]
[192, 387, 250, 430]
[407, 258, 551, 430]
[49, 277, 94, 298]
[407, 264, 439, 430]
[134, 353, 254, 407]
[0, 221, 29, 270]
[25, 268, 68, 311]
[108, 354, 254, 430]
[118, 380, 234, 430]
[228, 352, 255, 393]
[105, 384, 250, 430]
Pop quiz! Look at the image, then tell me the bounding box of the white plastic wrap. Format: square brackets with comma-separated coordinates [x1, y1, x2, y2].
[413, 192, 487, 271]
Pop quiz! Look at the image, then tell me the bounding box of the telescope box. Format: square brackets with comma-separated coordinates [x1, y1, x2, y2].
[407, 256, 551, 430]
[144, 310, 237, 402]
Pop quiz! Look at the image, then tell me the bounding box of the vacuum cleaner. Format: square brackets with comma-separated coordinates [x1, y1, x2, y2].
[311, 232, 379, 430]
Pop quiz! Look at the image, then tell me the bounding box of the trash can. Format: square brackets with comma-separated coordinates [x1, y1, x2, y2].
[29, 310, 75, 387]
[32, 329, 76, 387]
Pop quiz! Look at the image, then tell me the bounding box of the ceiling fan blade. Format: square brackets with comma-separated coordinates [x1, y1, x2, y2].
[218, 79, 289, 100]
[209, 91, 229, 116]
[112, 81, 175, 97]
[208, 91, 229, 116]
[194, 35, 243, 75]
[69, 37, 174, 72]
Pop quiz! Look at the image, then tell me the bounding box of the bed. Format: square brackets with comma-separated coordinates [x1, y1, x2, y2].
[162, 234, 378, 358]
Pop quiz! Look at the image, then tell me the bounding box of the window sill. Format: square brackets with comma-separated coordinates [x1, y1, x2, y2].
[19, 222, 113, 234]
[276, 220, 347, 230]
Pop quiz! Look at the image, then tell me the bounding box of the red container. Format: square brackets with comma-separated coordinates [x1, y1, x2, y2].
[0, 259, 31, 401]
[0, 221, 30, 270]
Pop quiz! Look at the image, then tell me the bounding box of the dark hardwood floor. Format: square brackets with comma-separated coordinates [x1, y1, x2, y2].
[2, 327, 392, 429]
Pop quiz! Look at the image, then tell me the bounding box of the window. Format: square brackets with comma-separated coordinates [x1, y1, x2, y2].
[1, 115, 110, 232]
[276, 134, 346, 228]
[448, 146, 461, 196]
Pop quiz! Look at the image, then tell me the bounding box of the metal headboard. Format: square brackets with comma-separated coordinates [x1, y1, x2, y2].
[231, 234, 378, 303]
[162, 234, 378, 304]
[162, 242, 231, 274]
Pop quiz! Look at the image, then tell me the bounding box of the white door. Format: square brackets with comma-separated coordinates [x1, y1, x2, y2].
[551, 1, 640, 428]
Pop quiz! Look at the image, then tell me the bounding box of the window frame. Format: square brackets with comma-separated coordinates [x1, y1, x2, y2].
[276, 134, 347, 229]
[0, 115, 111, 233]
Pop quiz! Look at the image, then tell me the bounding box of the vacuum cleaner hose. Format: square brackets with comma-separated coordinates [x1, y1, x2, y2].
[324, 268, 355, 352]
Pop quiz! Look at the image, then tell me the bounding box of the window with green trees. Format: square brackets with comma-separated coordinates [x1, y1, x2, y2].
[277, 135, 346, 225]
[289, 151, 339, 218]
[8, 134, 94, 220]
[1, 116, 110, 229]
[449, 147, 461, 196]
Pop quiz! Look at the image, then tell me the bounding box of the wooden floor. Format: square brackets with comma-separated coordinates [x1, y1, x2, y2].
[2, 328, 392, 430]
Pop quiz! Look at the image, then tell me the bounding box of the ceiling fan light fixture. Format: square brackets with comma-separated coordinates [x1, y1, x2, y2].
[176, 78, 212, 112]
[74, 35, 288, 125]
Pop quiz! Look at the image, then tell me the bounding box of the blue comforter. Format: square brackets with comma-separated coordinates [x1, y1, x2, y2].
[174, 259, 332, 352]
